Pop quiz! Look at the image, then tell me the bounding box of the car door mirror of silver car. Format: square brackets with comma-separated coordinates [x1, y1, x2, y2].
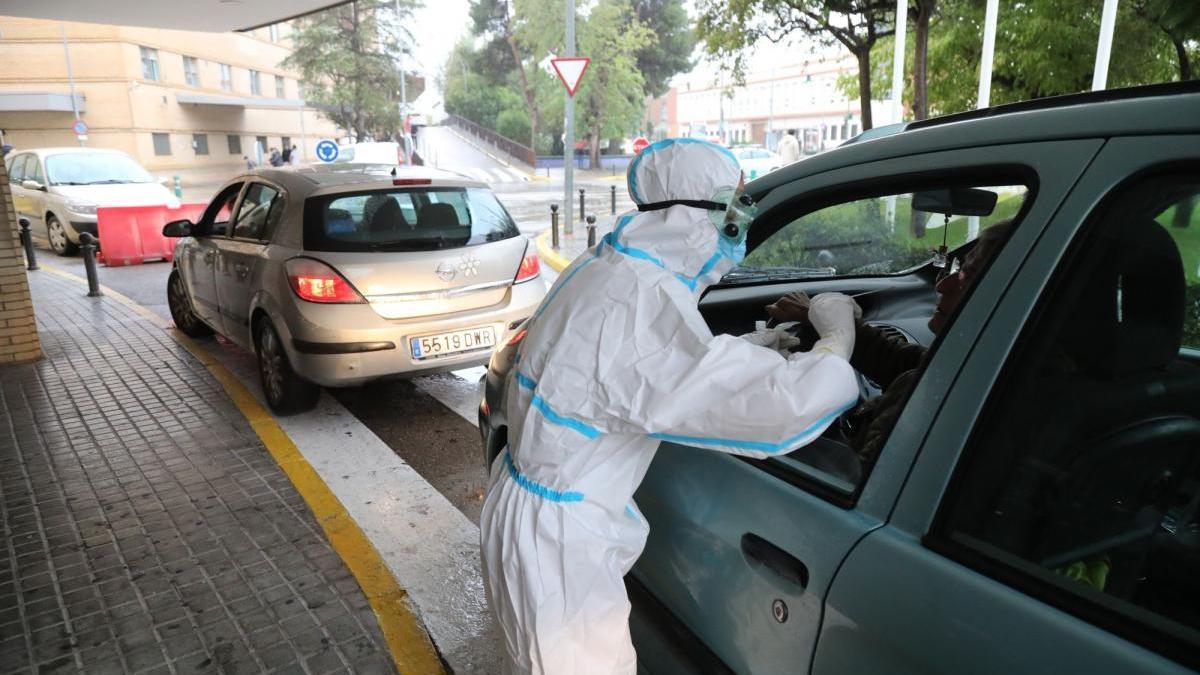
[21, 179, 45, 191]
[162, 219, 193, 238]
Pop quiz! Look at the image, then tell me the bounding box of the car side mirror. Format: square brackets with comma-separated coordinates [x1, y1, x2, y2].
[21, 179, 45, 191]
[912, 188, 998, 217]
[162, 219, 193, 237]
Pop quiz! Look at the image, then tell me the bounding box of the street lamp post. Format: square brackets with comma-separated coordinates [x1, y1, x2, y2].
[563, 0, 576, 235]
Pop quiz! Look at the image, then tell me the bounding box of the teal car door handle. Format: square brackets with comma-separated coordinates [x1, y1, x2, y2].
[741, 533, 809, 588]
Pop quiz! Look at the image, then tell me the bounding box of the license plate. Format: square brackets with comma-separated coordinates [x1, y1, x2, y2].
[410, 326, 496, 360]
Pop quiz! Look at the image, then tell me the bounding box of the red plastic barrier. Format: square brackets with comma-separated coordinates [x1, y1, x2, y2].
[96, 203, 207, 267]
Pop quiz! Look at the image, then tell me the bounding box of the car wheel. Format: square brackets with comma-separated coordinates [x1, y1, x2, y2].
[167, 270, 212, 338]
[46, 215, 78, 256]
[255, 317, 320, 415]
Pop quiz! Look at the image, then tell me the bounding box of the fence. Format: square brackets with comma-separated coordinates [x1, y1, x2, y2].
[445, 114, 537, 168]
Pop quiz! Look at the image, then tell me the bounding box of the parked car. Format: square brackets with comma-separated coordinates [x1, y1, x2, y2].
[6, 147, 178, 255]
[479, 82, 1200, 673]
[732, 145, 783, 180]
[164, 165, 546, 414]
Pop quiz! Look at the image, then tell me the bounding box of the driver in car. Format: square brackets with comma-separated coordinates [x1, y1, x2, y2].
[766, 220, 1014, 461]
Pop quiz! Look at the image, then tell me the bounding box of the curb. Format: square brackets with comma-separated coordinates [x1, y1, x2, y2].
[535, 229, 575, 272]
[37, 266, 448, 675]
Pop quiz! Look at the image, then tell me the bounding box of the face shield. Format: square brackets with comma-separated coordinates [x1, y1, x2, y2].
[708, 183, 758, 263]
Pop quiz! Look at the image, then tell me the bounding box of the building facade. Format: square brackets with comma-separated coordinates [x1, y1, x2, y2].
[649, 51, 889, 156]
[0, 17, 338, 183]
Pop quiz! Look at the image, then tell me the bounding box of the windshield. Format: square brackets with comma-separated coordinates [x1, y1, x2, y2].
[45, 153, 154, 185]
[736, 184, 1028, 279]
[304, 186, 520, 252]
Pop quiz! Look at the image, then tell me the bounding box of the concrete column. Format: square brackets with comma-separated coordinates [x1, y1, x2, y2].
[0, 160, 42, 364]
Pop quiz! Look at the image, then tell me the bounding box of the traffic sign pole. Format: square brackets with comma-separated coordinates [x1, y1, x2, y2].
[563, 0, 575, 235]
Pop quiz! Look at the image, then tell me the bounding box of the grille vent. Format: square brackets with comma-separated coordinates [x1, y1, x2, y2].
[870, 324, 910, 343]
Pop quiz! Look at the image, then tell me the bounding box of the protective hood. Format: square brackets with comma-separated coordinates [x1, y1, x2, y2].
[611, 139, 744, 295]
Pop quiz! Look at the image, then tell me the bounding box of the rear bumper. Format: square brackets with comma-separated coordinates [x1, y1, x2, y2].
[281, 278, 546, 387]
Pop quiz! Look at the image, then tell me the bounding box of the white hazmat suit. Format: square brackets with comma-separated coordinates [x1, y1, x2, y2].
[479, 139, 860, 674]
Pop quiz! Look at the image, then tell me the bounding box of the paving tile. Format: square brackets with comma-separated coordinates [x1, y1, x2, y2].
[0, 273, 397, 674]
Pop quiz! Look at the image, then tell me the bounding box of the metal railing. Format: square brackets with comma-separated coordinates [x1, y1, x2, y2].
[445, 114, 537, 168]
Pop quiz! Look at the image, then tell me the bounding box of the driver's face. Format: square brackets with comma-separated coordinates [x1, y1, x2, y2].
[928, 237, 993, 334]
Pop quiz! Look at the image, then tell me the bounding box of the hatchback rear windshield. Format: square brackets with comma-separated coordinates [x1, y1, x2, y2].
[303, 186, 520, 252]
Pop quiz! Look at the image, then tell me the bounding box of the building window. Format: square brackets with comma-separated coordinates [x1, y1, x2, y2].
[275, 75, 286, 99]
[256, 136, 268, 154]
[220, 64, 233, 91]
[851, 123, 859, 136]
[192, 134, 209, 155]
[183, 56, 199, 87]
[282, 137, 291, 151]
[269, 24, 280, 42]
[227, 135, 242, 154]
[249, 70, 261, 96]
[140, 47, 160, 81]
[152, 133, 171, 156]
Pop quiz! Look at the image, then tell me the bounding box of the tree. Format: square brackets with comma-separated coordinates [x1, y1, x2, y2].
[909, 0, 936, 120]
[696, 0, 896, 130]
[576, 0, 655, 167]
[632, 0, 696, 97]
[1129, 0, 1200, 80]
[285, 0, 418, 142]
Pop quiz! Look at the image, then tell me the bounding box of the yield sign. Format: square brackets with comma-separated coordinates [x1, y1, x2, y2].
[551, 57, 590, 96]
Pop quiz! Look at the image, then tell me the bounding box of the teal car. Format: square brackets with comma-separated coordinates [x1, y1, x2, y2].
[480, 82, 1200, 674]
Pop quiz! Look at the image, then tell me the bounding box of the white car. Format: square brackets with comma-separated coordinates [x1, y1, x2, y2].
[331, 139, 417, 166]
[733, 146, 783, 180]
[6, 147, 178, 255]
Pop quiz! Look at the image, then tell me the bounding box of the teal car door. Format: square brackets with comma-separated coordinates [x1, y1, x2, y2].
[631, 138, 1103, 675]
[813, 136, 1200, 674]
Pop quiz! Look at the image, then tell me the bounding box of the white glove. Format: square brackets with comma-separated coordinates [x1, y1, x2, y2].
[807, 293, 860, 360]
[741, 321, 803, 356]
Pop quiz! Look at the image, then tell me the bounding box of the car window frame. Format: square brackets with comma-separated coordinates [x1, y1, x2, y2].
[722, 138, 1108, 521]
[10, 154, 30, 184]
[229, 180, 282, 242]
[732, 165, 1040, 508]
[23, 155, 44, 184]
[925, 158, 1200, 670]
[197, 181, 246, 238]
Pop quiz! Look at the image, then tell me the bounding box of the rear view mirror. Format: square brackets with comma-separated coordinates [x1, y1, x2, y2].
[912, 188, 997, 217]
[162, 219, 192, 237]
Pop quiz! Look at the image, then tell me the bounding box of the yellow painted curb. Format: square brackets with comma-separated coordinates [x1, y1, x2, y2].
[38, 265, 447, 675]
[535, 229, 574, 273]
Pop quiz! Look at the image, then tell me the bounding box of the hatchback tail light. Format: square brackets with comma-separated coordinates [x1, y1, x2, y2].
[515, 251, 540, 283]
[285, 258, 366, 304]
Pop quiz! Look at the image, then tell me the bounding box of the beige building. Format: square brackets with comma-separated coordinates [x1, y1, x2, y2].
[0, 17, 339, 185]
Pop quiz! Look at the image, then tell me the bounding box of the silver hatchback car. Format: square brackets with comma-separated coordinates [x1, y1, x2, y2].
[164, 165, 546, 414]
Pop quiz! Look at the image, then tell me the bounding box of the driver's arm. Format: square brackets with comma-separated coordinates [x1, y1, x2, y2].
[851, 323, 926, 390]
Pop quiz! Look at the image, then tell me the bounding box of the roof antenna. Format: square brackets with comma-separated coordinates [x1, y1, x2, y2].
[391, 167, 397, 177]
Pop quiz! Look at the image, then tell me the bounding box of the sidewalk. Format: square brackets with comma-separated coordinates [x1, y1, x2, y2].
[0, 271, 422, 674]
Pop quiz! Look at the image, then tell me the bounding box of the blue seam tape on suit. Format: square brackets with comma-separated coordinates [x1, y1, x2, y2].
[516, 372, 602, 439]
[649, 398, 859, 454]
[504, 451, 585, 502]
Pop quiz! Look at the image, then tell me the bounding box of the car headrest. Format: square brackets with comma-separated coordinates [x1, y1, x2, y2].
[368, 198, 405, 234]
[418, 202, 460, 229]
[1064, 218, 1184, 378]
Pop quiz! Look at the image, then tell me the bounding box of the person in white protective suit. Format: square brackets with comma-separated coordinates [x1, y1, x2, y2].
[479, 138, 861, 675]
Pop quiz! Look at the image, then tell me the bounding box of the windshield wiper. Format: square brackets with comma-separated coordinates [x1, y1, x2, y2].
[81, 179, 136, 185]
[721, 265, 836, 282]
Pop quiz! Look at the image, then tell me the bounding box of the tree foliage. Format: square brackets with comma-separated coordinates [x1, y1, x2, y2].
[696, 0, 896, 130]
[284, 0, 420, 142]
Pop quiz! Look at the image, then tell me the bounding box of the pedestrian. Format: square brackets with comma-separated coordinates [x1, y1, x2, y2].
[479, 138, 860, 674]
[280, 146, 292, 165]
[777, 128, 801, 164]
[268, 147, 282, 167]
[243, 155, 257, 170]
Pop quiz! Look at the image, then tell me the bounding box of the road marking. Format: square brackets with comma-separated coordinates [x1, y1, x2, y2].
[38, 266, 458, 675]
[413, 367, 487, 427]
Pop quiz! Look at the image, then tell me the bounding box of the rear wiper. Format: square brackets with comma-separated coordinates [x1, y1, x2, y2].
[366, 237, 454, 251]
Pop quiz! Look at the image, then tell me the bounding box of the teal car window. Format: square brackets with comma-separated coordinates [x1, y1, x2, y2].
[939, 170, 1200, 663]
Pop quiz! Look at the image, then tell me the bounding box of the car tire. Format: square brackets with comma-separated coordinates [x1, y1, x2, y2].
[167, 270, 212, 338]
[46, 215, 78, 256]
[255, 317, 320, 415]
